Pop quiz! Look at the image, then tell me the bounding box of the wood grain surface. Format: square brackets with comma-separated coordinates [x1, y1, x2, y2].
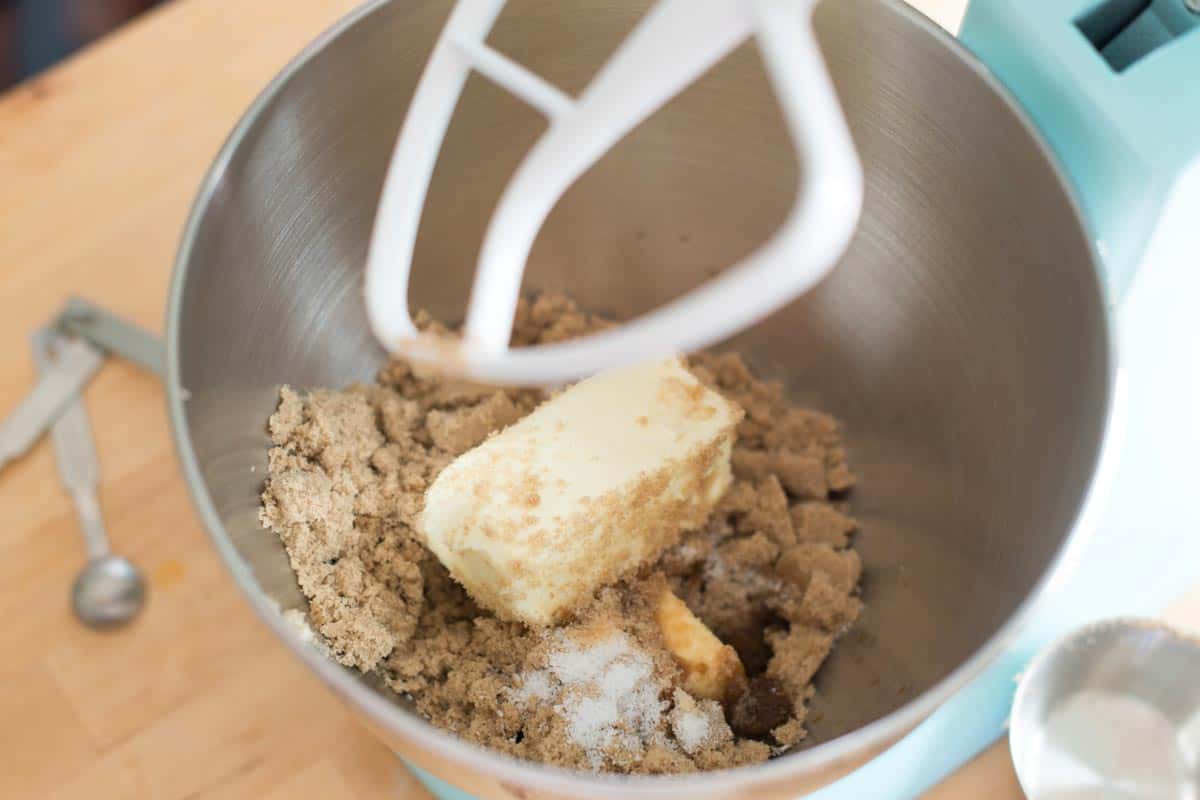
[0, 1, 428, 797]
[3, 0, 1142, 797]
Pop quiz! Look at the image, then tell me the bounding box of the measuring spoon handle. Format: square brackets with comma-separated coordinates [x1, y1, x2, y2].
[31, 330, 110, 560]
[59, 297, 164, 378]
[1, 333, 105, 472]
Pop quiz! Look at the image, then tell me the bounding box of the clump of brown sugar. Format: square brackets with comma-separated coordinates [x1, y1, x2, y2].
[259, 293, 862, 772]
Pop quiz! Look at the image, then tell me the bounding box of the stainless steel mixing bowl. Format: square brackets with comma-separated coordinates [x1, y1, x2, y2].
[165, 0, 1113, 796]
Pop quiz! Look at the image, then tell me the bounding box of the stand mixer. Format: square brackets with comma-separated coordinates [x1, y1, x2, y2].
[160, 0, 1199, 796]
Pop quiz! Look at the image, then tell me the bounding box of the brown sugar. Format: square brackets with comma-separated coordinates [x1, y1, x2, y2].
[259, 293, 863, 774]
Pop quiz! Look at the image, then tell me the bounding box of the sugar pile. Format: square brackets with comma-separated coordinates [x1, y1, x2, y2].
[666, 689, 729, 755]
[512, 630, 669, 768]
[672, 711, 711, 752]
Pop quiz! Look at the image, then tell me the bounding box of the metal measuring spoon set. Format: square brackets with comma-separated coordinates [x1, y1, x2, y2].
[2, 299, 163, 628]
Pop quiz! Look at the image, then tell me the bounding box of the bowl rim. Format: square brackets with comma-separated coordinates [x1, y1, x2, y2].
[163, 0, 1120, 793]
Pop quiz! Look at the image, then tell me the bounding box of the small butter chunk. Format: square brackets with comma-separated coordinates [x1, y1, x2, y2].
[419, 359, 743, 627]
[656, 587, 745, 701]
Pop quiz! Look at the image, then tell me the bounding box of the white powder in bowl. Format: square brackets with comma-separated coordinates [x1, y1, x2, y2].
[512, 630, 668, 768]
[667, 688, 730, 755]
[281, 608, 330, 656]
[672, 710, 712, 753]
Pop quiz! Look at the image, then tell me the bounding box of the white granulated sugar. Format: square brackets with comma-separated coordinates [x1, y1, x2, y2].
[600, 656, 651, 698]
[667, 688, 730, 755]
[282, 608, 329, 656]
[512, 631, 669, 769]
[672, 709, 712, 754]
[567, 694, 622, 751]
[511, 671, 554, 703]
[1026, 689, 1192, 793]
[548, 634, 631, 684]
[704, 552, 781, 595]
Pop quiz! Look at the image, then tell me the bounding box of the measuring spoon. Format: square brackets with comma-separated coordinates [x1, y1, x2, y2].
[31, 329, 145, 628]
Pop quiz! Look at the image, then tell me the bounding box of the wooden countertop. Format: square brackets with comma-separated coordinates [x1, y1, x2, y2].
[3, 0, 1180, 797]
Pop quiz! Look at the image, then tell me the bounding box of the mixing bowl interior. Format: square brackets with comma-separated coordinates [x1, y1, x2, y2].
[172, 0, 1110, 758]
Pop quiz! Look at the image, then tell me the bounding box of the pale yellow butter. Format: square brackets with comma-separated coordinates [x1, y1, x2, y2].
[419, 359, 742, 627]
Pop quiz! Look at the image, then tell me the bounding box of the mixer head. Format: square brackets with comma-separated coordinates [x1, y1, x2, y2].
[364, 0, 863, 385]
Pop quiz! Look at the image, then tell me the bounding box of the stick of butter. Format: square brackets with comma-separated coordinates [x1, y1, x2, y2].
[419, 358, 743, 627]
